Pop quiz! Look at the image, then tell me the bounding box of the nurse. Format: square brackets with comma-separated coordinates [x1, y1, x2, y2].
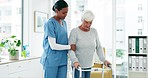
[40, 0, 76, 78]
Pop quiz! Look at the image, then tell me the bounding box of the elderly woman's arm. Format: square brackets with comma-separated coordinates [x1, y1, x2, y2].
[95, 29, 111, 67]
[68, 29, 78, 64]
[95, 29, 106, 62]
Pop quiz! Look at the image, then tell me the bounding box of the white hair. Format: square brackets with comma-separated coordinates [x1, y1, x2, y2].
[81, 10, 95, 21]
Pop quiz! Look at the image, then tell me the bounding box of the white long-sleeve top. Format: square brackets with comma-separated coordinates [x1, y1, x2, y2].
[48, 37, 70, 50]
[68, 27, 105, 68]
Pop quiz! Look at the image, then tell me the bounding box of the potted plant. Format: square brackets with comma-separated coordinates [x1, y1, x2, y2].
[0, 35, 21, 60]
[116, 49, 124, 58]
[0, 44, 4, 61]
[116, 49, 125, 64]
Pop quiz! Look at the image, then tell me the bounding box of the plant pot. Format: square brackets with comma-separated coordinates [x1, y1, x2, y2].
[0, 47, 2, 62]
[9, 50, 19, 60]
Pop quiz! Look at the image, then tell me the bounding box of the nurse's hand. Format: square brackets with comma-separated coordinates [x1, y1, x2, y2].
[70, 44, 76, 51]
[74, 62, 80, 69]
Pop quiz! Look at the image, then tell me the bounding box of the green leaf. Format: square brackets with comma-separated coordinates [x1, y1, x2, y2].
[10, 50, 16, 56]
[8, 49, 11, 52]
[16, 40, 21, 47]
[6, 40, 9, 43]
[11, 35, 16, 38]
[14, 40, 17, 43]
[21, 50, 26, 58]
[116, 49, 124, 58]
[0, 43, 4, 47]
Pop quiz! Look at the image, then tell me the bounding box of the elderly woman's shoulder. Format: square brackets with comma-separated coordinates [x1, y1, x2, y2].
[91, 27, 97, 31]
[71, 27, 79, 31]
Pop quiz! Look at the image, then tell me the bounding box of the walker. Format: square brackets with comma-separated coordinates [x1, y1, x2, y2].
[72, 64, 112, 78]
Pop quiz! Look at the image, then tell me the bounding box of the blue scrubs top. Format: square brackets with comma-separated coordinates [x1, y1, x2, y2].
[40, 17, 68, 69]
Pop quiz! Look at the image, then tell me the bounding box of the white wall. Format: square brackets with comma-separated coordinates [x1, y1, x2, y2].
[23, 0, 113, 57]
[23, 0, 50, 57]
[87, 0, 112, 49]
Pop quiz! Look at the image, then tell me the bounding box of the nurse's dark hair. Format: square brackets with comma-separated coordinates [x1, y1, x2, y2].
[52, 0, 68, 11]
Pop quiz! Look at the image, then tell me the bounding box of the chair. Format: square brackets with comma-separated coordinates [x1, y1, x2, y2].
[90, 47, 112, 78]
[90, 63, 112, 78]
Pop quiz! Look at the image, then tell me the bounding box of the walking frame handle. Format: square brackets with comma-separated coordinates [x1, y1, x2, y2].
[72, 64, 112, 78]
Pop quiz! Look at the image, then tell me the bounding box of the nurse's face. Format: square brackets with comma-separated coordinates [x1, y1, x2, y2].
[56, 7, 68, 19]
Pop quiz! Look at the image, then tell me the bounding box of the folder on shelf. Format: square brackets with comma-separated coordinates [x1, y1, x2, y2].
[135, 38, 139, 53]
[139, 38, 143, 53]
[136, 56, 139, 71]
[132, 38, 136, 53]
[139, 56, 143, 71]
[128, 38, 132, 53]
[143, 56, 147, 71]
[128, 56, 132, 70]
[132, 56, 136, 71]
[143, 38, 147, 53]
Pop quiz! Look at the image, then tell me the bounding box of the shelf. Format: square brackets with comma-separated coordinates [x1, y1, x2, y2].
[129, 71, 147, 73]
[128, 36, 147, 78]
[128, 53, 147, 56]
[129, 36, 147, 38]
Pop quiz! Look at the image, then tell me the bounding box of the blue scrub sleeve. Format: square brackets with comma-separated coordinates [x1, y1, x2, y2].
[44, 21, 56, 38]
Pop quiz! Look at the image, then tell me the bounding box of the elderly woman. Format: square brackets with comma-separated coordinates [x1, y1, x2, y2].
[68, 10, 111, 78]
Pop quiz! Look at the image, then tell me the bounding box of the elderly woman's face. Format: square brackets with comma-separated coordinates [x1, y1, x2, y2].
[82, 20, 92, 30]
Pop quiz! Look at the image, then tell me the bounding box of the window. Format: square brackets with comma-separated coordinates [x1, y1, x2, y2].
[0, 11, 1, 16]
[0, 0, 22, 54]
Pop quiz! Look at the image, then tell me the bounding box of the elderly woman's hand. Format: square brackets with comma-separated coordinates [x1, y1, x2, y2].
[73, 62, 80, 69]
[104, 60, 111, 68]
